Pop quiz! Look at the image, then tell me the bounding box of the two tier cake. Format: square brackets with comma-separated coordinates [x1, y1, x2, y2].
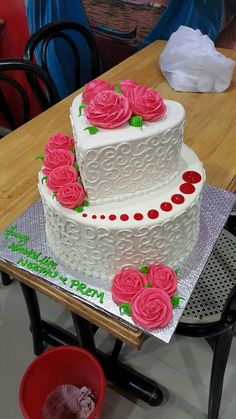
[38, 79, 205, 282]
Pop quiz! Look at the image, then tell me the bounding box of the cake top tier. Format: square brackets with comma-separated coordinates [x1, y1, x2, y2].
[71, 79, 185, 152]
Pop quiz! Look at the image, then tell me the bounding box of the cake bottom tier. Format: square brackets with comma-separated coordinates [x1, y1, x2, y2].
[39, 145, 205, 281]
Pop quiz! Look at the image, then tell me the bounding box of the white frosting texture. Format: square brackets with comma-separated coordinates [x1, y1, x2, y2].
[71, 97, 185, 204]
[39, 144, 205, 281]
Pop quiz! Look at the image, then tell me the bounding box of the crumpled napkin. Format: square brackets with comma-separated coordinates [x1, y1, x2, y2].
[159, 25, 235, 92]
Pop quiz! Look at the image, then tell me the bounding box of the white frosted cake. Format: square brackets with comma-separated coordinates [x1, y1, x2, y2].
[38, 79, 205, 281]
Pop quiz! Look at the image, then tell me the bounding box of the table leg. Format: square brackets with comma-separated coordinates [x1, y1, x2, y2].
[20, 283, 44, 355]
[71, 312, 163, 406]
[1, 271, 13, 286]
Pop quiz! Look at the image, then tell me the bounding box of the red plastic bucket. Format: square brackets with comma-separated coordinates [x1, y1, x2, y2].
[19, 345, 106, 419]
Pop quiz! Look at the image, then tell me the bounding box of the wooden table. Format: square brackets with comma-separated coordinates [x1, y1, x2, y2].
[1, 39, 236, 340]
[0, 39, 235, 406]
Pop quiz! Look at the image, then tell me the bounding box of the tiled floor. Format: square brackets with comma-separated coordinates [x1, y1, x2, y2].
[1, 279, 236, 419]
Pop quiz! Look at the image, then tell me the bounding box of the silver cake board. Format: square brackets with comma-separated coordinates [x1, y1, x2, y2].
[0, 184, 235, 343]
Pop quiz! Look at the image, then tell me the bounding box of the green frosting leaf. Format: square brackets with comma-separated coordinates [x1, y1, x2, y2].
[52, 193, 56, 199]
[139, 265, 149, 274]
[78, 103, 87, 116]
[174, 267, 181, 276]
[70, 146, 76, 156]
[144, 282, 152, 288]
[119, 303, 131, 316]
[129, 115, 143, 128]
[36, 156, 44, 161]
[83, 200, 89, 207]
[74, 206, 84, 213]
[171, 295, 185, 309]
[74, 162, 79, 171]
[41, 176, 47, 184]
[115, 81, 122, 93]
[84, 126, 99, 135]
[151, 84, 158, 89]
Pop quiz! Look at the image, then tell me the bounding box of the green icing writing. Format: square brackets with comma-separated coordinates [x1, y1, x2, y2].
[4, 225, 30, 245]
[17, 257, 59, 278]
[3, 225, 105, 304]
[70, 279, 104, 304]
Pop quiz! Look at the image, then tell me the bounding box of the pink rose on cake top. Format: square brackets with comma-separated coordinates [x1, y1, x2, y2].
[119, 79, 141, 95]
[84, 90, 132, 129]
[81, 78, 167, 129]
[125, 85, 167, 122]
[112, 264, 183, 330]
[45, 132, 74, 153]
[82, 79, 113, 104]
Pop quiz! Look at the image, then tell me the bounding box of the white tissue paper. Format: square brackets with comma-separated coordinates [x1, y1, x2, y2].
[159, 26, 235, 92]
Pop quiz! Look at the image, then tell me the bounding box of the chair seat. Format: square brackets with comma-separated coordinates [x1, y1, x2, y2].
[181, 228, 236, 324]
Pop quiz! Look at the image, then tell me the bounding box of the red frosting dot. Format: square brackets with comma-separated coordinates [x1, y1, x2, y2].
[171, 194, 185, 204]
[160, 202, 173, 212]
[180, 183, 195, 194]
[82, 213, 87, 217]
[120, 214, 129, 221]
[134, 213, 143, 221]
[92, 215, 97, 219]
[109, 214, 116, 221]
[100, 215, 105, 219]
[182, 171, 202, 184]
[147, 209, 159, 219]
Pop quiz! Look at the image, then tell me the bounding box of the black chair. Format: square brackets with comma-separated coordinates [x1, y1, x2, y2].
[176, 226, 236, 419]
[23, 21, 101, 97]
[0, 58, 60, 285]
[0, 58, 60, 131]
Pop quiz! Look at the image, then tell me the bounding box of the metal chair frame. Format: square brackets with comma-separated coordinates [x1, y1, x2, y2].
[0, 58, 60, 130]
[23, 20, 101, 97]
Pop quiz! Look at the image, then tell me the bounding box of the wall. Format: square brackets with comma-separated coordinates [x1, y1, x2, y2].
[0, 0, 40, 128]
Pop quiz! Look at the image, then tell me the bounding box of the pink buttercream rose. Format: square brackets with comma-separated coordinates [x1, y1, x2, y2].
[42, 149, 75, 175]
[119, 79, 140, 96]
[46, 165, 78, 193]
[127, 85, 166, 122]
[82, 78, 113, 104]
[84, 90, 132, 129]
[131, 288, 173, 330]
[147, 264, 177, 297]
[45, 133, 74, 154]
[57, 182, 85, 209]
[111, 268, 148, 304]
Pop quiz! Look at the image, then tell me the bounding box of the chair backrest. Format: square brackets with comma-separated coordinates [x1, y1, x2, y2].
[0, 59, 60, 130]
[23, 20, 101, 98]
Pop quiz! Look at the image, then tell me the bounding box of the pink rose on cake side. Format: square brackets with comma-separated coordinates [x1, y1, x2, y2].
[119, 79, 140, 95]
[42, 149, 75, 175]
[127, 85, 166, 122]
[82, 78, 113, 104]
[85, 91, 132, 129]
[57, 182, 85, 209]
[147, 264, 177, 297]
[46, 166, 78, 193]
[45, 133, 74, 154]
[131, 287, 173, 329]
[112, 268, 148, 304]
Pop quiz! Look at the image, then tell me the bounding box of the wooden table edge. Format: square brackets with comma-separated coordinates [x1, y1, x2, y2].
[0, 259, 144, 349]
